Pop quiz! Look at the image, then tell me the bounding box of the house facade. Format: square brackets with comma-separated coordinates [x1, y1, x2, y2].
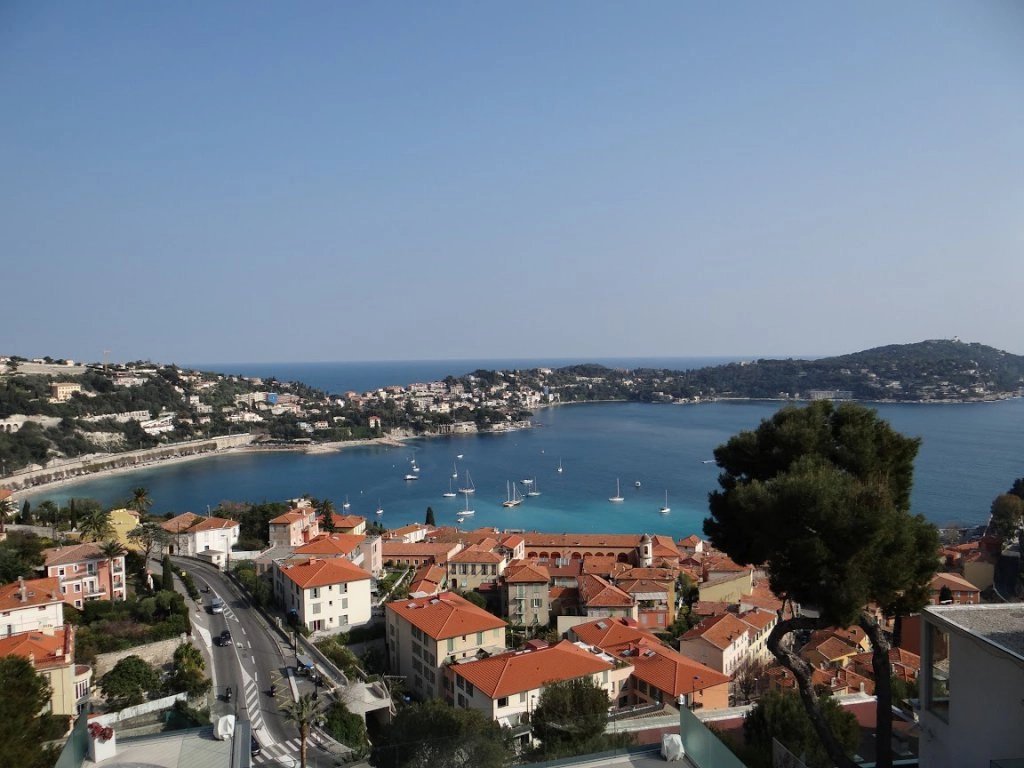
[501, 560, 550, 627]
[161, 512, 241, 558]
[0, 625, 92, 717]
[0, 577, 64, 637]
[679, 612, 753, 676]
[40, 544, 126, 609]
[274, 557, 373, 633]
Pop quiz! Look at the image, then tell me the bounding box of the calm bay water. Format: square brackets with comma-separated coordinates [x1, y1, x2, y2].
[27, 391, 1024, 538]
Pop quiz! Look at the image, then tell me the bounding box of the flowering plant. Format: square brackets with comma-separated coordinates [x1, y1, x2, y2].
[88, 723, 115, 741]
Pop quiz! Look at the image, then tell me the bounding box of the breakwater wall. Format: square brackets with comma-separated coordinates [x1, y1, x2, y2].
[1, 433, 255, 493]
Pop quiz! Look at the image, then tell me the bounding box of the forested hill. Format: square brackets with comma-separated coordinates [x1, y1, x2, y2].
[544, 340, 1024, 402]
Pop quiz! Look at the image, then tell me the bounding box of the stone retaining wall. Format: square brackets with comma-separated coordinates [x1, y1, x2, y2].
[94, 634, 189, 677]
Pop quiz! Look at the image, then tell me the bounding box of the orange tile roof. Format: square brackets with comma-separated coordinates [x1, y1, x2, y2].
[931, 572, 981, 592]
[451, 640, 616, 698]
[386, 523, 431, 539]
[850, 647, 921, 676]
[160, 511, 238, 533]
[738, 609, 776, 633]
[41, 542, 107, 567]
[581, 556, 619, 576]
[450, 546, 505, 564]
[294, 533, 365, 556]
[606, 637, 729, 697]
[503, 561, 550, 584]
[692, 601, 732, 618]
[386, 591, 506, 640]
[330, 514, 365, 529]
[278, 557, 371, 588]
[188, 516, 239, 532]
[382, 542, 460, 564]
[523, 533, 641, 549]
[804, 636, 860, 662]
[269, 510, 308, 525]
[682, 613, 751, 650]
[0, 577, 62, 612]
[651, 535, 681, 559]
[160, 511, 203, 533]
[678, 535, 702, 548]
[612, 566, 677, 582]
[0, 625, 73, 671]
[579, 574, 634, 608]
[571, 617, 660, 648]
[499, 534, 525, 549]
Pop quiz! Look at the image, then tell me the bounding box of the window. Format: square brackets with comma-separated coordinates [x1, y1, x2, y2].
[312, 603, 321, 615]
[457, 676, 464, 690]
[519, 692, 527, 703]
[74, 584, 81, 593]
[342, 598, 348, 609]
[476, 632, 483, 644]
[532, 598, 542, 608]
[925, 622, 951, 722]
[465, 681, 474, 696]
[497, 697, 508, 708]
[447, 638, 454, 653]
[58, 568, 65, 577]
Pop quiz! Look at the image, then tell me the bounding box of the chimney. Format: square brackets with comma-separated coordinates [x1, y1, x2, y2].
[19, 576, 26, 603]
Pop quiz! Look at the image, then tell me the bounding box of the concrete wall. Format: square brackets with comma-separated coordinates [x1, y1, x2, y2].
[94, 634, 188, 677]
[95, 693, 188, 724]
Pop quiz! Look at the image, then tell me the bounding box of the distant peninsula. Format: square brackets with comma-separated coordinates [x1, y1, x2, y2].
[1, 339, 1021, 484]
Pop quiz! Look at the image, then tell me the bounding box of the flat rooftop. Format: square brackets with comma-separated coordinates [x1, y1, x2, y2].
[81, 727, 233, 768]
[925, 604, 1024, 660]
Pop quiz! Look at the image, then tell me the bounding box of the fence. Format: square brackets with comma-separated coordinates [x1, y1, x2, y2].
[679, 704, 750, 768]
[94, 692, 188, 725]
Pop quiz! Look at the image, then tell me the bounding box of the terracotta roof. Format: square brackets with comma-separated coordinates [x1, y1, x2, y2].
[579, 574, 634, 608]
[738, 609, 776, 633]
[0, 625, 73, 671]
[611, 566, 677, 582]
[618, 578, 669, 596]
[160, 511, 202, 533]
[850, 647, 921, 673]
[682, 613, 751, 650]
[450, 546, 505, 564]
[605, 637, 729, 697]
[805, 636, 860, 662]
[931, 572, 981, 592]
[581, 556, 619, 576]
[382, 542, 460, 564]
[294, 534, 365, 556]
[385, 523, 431, 539]
[549, 586, 579, 604]
[386, 591, 506, 640]
[571, 617, 661, 648]
[452, 640, 616, 698]
[704, 555, 749, 573]
[278, 557, 371, 588]
[524, 533, 641, 549]
[678, 535, 702, 548]
[0, 577, 62, 611]
[499, 534, 525, 549]
[534, 558, 583, 578]
[41, 542, 107, 567]
[806, 626, 867, 651]
[188, 516, 239, 532]
[503, 561, 550, 584]
[409, 564, 447, 596]
[269, 510, 307, 525]
[651, 535, 681, 559]
[691, 601, 732, 618]
[328, 514, 365, 529]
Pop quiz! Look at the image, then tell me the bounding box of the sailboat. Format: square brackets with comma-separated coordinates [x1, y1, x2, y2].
[342, 496, 351, 510]
[502, 481, 523, 508]
[458, 469, 476, 494]
[442, 478, 457, 498]
[375, 500, 384, 516]
[460, 491, 475, 516]
[557, 459, 563, 473]
[608, 478, 624, 503]
[451, 462, 458, 479]
[525, 478, 540, 497]
[659, 490, 671, 515]
[404, 472, 418, 481]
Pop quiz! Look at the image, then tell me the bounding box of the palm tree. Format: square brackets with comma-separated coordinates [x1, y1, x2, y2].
[128, 487, 153, 516]
[99, 540, 126, 600]
[79, 508, 114, 542]
[281, 693, 321, 768]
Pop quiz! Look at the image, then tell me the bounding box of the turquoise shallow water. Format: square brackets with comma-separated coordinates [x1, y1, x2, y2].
[27, 399, 1024, 538]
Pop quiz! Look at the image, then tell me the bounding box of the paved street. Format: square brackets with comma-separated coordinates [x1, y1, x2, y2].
[171, 557, 341, 768]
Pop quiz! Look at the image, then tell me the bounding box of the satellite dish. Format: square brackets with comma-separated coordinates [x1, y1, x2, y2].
[215, 715, 236, 741]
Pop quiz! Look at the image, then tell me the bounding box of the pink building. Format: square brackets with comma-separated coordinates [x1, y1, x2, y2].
[40, 543, 126, 609]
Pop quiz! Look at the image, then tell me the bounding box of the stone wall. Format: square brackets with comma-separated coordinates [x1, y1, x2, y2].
[94, 634, 189, 677]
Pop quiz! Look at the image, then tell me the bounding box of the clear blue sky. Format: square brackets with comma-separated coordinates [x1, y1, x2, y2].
[2, 2, 1022, 363]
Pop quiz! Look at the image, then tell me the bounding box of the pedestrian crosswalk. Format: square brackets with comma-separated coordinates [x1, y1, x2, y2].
[253, 737, 302, 765]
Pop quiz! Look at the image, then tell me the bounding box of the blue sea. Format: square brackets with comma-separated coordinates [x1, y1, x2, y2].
[26, 360, 1024, 538]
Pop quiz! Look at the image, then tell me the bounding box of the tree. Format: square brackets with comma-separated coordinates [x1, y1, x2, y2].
[320, 500, 337, 534]
[531, 677, 611, 756]
[100, 540, 126, 598]
[128, 522, 170, 566]
[166, 642, 211, 699]
[162, 555, 174, 591]
[128, 486, 153, 515]
[734, 658, 767, 704]
[18, 499, 31, 524]
[989, 492, 1024, 543]
[79, 507, 114, 542]
[743, 689, 859, 768]
[703, 401, 939, 768]
[324, 701, 368, 754]
[370, 699, 512, 768]
[101, 655, 160, 708]
[282, 693, 322, 768]
[424, 506, 435, 527]
[0, 656, 63, 768]
[460, 590, 487, 610]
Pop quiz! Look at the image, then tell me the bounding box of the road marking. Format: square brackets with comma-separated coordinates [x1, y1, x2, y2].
[252, 655, 256, 665]
[248, 640, 253, 649]
[241, 626, 247, 635]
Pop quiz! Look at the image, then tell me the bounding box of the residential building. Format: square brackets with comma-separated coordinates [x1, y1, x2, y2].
[383, 523, 431, 544]
[0, 625, 91, 716]
[679, 613, 753, 676]
[382, 541, 462, 568]
[41, 543, 126, 609]
[385, 591, 507, 702]
[578, 574, 637, 620]
[329, 514, 366, 535]
[929, 572, 981, 605]
[0, 577, 64, 636]
[569, 617, 731, 711]
[268, 508, 320, 547]
[408, 564, 447, 596]
[274, 557, 372, 633]
[501, 560, 550, 627]
[50, 382, 82, 402]
[919, 604, 1024, 768]
[616, 576, 674, 630]
[447, 639, 630, 744]
[447, 544, 507, 592]
[160, 512, 240, 558]
[738, 609, 777, 665]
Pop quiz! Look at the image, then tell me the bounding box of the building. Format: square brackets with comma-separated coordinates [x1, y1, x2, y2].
[0, 625, 91, 716]
[50, 382, 82, 402]
[578, 574, 636, 620]
[385, 591, 507, 702]
[679, 613, 753, 676]
[160, 512, 240, 558]
[737, 609, 777, 665]
[382, 541, 462, 568]
[919, 604, 1024, 768]
[501, 560, 550, 627]
[447, 639, 630, 743]
[929, 572, 982, 605]
[268, 508, 320, 547]
[329, 514, 366, 535]
[274, 556, 373, 633]
[383, 523, 431, 544]
[0, 577, 64, 636]
[447, 544, 507, 592]
[40, 543, 126, 609]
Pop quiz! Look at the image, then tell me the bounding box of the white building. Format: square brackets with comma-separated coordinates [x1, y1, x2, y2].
[161, 512, 240, 557]
[919, 604, 1024, 768]
[274, 557, 373, 633]
[0, 577, 65, 637]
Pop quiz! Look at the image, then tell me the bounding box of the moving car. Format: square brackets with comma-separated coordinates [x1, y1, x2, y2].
[214, 629, 232, 647]
[208, 597, 225, 614]
[250, 733, 262, 757]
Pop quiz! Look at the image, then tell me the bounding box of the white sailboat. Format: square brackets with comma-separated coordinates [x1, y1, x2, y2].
[608, 478, 624, 503]
[342, 496, 351, 510]
[659, 490, 671, 515]
[375, 499, 384, 515]
[502, 481, 523, 508]
[443, 478, 457, 498]
[557, 459, 563, 473]
[451, 462, 458, 479]
[460, 491, 475, 516]
[458, 469, 476, 495]
[526, 478, 540, 497]
[404, 473, 418, 481]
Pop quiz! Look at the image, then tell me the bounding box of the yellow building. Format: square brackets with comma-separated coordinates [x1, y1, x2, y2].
[109, 508, 142, 550]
